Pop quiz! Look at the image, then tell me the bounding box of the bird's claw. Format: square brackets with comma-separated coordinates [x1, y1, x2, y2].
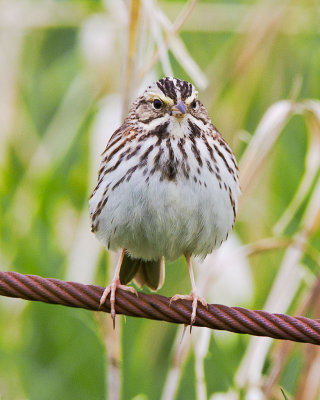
[170, 292, 207, 331]
[99, 279, 138, 328]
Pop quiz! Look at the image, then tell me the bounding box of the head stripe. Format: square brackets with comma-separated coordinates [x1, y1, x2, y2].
[154, 77, 195, 103]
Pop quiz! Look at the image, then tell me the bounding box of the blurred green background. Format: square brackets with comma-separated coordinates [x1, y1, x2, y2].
[1, 0, 320, 399]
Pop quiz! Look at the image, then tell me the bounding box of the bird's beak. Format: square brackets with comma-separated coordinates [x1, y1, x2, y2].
[171, 101, 186, 118]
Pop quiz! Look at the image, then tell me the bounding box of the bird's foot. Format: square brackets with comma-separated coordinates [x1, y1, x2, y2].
[100, 279, 137, 328]
[170, 292, 207, 330]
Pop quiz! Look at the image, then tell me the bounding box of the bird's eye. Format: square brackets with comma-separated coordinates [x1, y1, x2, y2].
[191, 99, 197, 109]
[153, 99, 163, 110]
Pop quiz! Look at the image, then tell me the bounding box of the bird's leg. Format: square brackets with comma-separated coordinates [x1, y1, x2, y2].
[170, 255, 207, 329]
[100, 248, 137, 327]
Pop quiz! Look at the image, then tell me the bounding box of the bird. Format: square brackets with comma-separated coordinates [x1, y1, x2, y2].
[89, 77, 240, 327]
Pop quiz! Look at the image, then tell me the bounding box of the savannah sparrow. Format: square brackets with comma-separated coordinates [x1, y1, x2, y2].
[89, 77, 240, 326]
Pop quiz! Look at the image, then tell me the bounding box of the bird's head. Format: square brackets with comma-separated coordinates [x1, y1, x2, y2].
[132, 77, 210, 138]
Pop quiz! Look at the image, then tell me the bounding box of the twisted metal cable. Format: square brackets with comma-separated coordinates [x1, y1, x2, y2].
[0, 271, 319, 344]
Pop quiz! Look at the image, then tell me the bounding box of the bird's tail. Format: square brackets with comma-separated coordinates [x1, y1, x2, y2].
[120, 253, 165, 291]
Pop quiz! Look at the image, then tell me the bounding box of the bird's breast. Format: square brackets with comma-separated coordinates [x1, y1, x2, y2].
[89, 130, 239, 260]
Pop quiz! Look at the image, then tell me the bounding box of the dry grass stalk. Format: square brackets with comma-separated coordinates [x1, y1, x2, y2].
[161, 326, 192, 400]
[239, 100, 294, 201]
[138, 0, 207, 89]
[274, 102, 320, 234]
[236, 134, 320, 396]
[122, 0, 142, 116]
[143, 0, 173, 77]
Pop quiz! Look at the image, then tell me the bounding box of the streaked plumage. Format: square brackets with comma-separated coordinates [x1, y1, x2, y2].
[89, 77, 240, 325]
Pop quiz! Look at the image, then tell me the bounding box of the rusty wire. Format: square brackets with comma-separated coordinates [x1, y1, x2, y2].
[0, 271, 320, 344]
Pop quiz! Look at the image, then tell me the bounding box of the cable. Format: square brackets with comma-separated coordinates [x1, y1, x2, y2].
[0, 271, 319, 344]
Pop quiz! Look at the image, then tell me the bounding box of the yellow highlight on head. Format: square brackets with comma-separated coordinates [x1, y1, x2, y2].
[148, 91, 174, 106]
[185, 90, 198, 105]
